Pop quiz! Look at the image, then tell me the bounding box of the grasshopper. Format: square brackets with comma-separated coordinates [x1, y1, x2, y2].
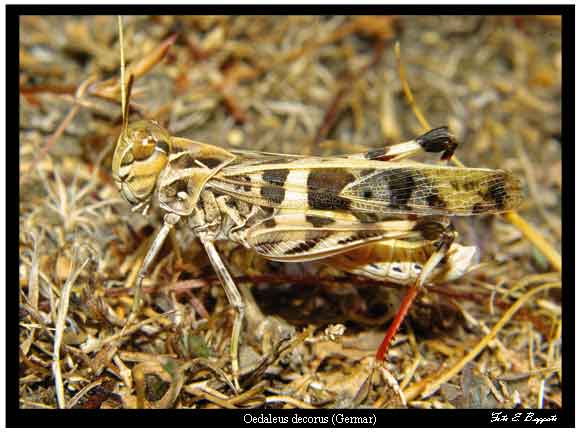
[111, 17, 522, 389]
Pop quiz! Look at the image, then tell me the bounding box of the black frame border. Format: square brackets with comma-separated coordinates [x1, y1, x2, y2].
[8, 4, 573, 428]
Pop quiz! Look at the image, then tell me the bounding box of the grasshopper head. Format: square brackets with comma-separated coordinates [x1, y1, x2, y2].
[112, 120, 172, 215]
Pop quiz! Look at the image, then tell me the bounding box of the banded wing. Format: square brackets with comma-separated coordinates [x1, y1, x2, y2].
[210, 159, 523, 217]
[241, 212, 447, 262]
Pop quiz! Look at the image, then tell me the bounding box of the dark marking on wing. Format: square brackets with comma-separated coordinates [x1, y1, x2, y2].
[483, 173, 509, 210]
[306, 230, 331, 242]
[352, 211, 381, 223]
[263, 218, 276, 228]
[386, 168, 417, 209]
[450, 179, 461, 191]
[307, 168, 355, 211]
[284, 238, 322, 255]
[260, 207, 275, 219]
[260, 169, 289, 204]
[348, 168, 419, 211]
[337, 231, 383, 245]
[229, 175, 252, 192]
[450, 177, 477, 193]
[260, 185, 285, 204]
[306, 215, 335, 227]
[425, 189, 447, 209]
[262, 169, 290, 187]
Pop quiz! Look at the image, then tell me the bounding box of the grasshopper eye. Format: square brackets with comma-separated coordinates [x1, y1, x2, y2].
[126, 120, 173, 162]
[133, 135, 157, 160]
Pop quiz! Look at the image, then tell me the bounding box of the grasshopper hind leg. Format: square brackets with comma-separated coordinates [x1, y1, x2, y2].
[346, 127, 458, 162]
[375, 226, 456, 362]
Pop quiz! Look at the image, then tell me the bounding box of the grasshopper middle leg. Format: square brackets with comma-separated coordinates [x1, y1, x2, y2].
[201, 239, 245, 391]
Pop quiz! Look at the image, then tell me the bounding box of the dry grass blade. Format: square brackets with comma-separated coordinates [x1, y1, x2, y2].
[503, 212, 561, 273]
[21, 75, 98, 184]
[52, 254, 91, 408]
[403, 280, 561, 401]
[91, 33, 178, 102]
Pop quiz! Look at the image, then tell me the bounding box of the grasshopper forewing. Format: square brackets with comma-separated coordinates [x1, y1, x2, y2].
[111, 17, 523, 389]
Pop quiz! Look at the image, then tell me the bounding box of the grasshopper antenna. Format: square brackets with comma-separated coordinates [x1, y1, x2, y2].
[118, 15, 134, 131]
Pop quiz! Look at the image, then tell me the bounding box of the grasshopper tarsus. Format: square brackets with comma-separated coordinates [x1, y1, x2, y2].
[416, 126, 458, 159]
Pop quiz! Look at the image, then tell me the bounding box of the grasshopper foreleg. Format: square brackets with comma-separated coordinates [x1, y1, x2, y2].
[126, 213, 180, 325]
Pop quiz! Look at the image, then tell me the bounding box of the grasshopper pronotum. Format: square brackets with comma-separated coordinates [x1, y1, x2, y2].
[111, 17, 523, 389]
